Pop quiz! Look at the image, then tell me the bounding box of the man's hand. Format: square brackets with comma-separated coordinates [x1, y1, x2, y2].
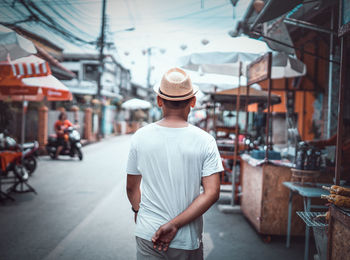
[151, 173, 220, 252]
[152, 222, 178, 252]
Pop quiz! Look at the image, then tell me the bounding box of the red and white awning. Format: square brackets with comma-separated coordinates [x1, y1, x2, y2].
[0, 55, 72, 101]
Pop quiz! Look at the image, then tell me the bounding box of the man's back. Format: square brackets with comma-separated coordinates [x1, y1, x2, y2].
[127, 123, 222, 250]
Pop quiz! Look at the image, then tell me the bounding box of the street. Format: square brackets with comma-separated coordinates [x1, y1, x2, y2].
[0, 135, 305, 260]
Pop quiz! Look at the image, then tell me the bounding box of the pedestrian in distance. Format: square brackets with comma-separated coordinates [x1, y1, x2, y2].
[126, 68, 223, 260]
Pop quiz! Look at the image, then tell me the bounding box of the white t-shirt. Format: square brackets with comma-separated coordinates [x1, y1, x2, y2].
[126, 123, 223, 250]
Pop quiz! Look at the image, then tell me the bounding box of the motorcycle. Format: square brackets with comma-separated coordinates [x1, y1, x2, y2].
[46, 127, 83, 160]
[20, 142, 39, 175]
[0, 131, 39, 175]
[0, 150, 37, 196]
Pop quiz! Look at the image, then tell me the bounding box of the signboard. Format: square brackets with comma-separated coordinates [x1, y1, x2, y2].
[339, 0, 350, 36]
[247, 53, 271, 85]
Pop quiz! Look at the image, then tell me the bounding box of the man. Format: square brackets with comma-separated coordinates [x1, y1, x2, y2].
[54, 112, 73, 159]
[126, 68, 223, 259]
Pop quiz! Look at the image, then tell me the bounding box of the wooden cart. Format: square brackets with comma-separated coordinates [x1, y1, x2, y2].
[327, 205, 350, 259]
[241, 159, 305, 236]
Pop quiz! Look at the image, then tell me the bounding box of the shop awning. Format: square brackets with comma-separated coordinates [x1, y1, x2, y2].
[0, 55, 72, 101]
[178, 37, 269, 77]
[181, 51, 306, 79]
[210, 86, 281, 110]
[251, 0, 302, 30]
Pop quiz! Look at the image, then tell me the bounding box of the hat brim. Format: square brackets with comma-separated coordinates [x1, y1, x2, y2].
[153, 84, 199, 101]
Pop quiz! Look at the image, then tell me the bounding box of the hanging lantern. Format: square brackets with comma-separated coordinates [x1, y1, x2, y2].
[201, 38, 209, 45]
[180, 44, 187, 51]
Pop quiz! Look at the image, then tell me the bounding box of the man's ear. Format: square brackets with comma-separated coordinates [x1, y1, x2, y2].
[157, 96, 163, 107]
[190, 96, 196, 108]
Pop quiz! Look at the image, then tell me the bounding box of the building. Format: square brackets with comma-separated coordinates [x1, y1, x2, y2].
[232, 0, 339, 141]
[61, 53, 127, 104]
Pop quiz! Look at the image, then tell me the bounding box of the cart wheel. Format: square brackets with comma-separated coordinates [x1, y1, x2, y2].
[262, 235, 272, 243]
[24, 156, 37, 175]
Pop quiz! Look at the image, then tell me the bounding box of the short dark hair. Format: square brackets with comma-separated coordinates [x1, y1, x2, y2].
[161, 97, 193, 109]
[58, 112, 66, 120]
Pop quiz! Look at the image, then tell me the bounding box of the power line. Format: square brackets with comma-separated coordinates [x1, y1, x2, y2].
[41, 0, 97, 40]
[0, 0, 104, 7]
[1, 0, 96, 45]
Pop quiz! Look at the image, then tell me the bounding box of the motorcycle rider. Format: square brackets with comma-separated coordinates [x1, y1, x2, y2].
[54, 112, 73, 159]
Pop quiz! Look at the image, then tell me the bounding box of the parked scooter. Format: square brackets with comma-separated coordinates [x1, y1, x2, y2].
[46, 127, 83, 160]
[0, 131, 39, 175]
[0, 149, 37, 195]
[20, 142, 39, 175]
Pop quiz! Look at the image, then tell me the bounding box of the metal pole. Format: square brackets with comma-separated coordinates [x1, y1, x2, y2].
[232, 61, 242, 206]
[327, 7, 335, 138]
[284, 17, 336, 35]
[265, 52, 272, 161]
[251, 32, 339, 65]
[97, 0, 106, 139]
[146, 48, 151, 89]
[213, 86, 217, 138]
[334, 36, 347, 185]
[21, 100, 26, 146]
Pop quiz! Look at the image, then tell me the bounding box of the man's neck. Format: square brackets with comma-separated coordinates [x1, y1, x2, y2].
[157, 115, 189, 128]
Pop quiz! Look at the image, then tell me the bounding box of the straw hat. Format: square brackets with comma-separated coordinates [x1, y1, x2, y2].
[153, 68, 199, 101]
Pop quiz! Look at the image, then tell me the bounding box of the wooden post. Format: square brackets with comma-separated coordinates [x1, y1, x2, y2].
[244, 85, 250, 139]
[37, 105, 48, 151]
[84, 107, 93, 141]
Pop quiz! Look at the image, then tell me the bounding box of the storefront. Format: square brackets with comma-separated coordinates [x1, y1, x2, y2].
[230, 0, 350, 259]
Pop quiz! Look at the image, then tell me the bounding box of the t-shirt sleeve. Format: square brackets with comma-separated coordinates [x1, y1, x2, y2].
[126, 136, 141, 175]
[202, 138, 224, 177]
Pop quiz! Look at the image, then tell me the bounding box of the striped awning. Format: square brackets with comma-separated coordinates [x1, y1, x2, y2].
[0, 55, 72, 101]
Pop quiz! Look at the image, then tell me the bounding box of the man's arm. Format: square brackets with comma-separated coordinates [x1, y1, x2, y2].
[152, 173, 220, 251]
[309, 134, 337, 148]
[126, 174, 142, 222]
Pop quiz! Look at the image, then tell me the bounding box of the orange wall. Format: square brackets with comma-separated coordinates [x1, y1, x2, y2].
[248, 77, 316, 140]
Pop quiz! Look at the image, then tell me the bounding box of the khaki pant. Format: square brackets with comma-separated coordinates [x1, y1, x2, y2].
[136, 237, 203, 260]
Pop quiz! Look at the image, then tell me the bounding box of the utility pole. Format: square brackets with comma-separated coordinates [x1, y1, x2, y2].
[146, 48, 151, 89]
[97, 0, 106, 139]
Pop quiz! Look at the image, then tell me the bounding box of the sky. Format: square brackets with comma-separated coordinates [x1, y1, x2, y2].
[0, 0, 259, 87]
[102, 0, 253, 86]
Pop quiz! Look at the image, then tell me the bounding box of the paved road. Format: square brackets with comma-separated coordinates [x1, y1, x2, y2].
[0, 135, 306, 260]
